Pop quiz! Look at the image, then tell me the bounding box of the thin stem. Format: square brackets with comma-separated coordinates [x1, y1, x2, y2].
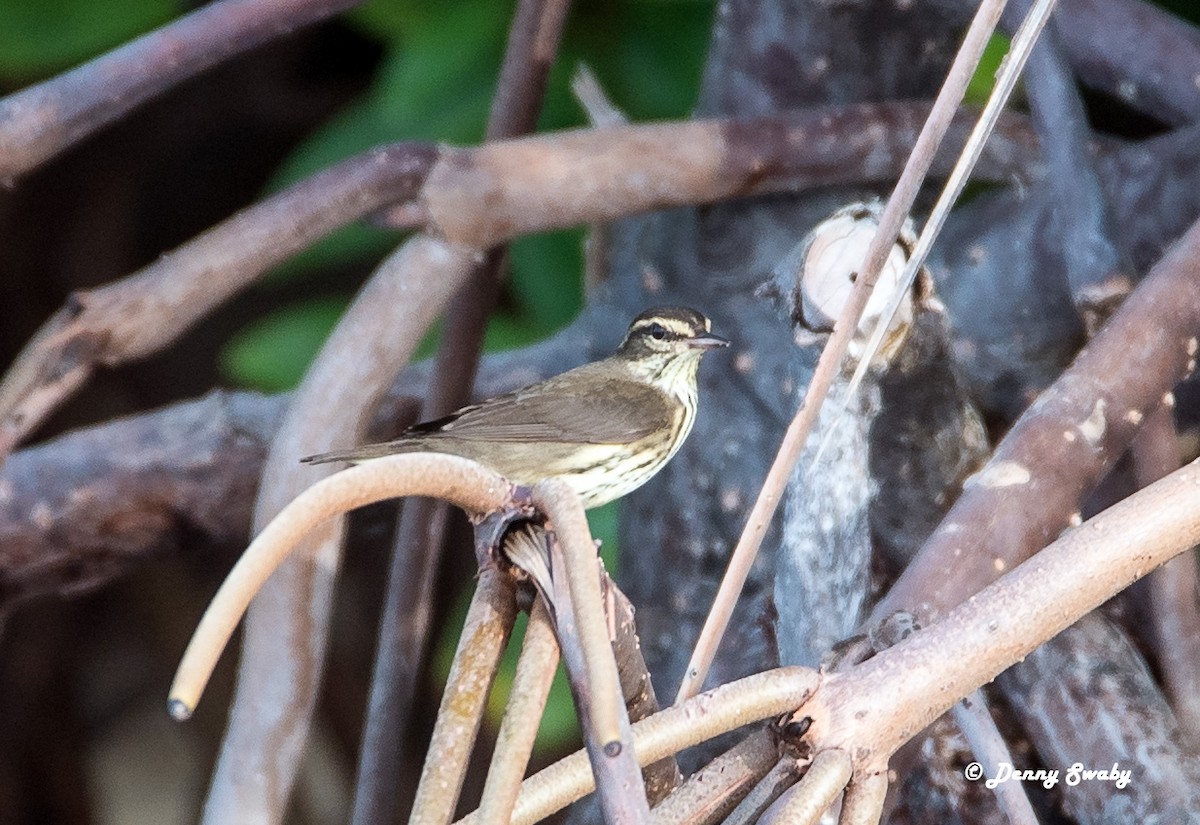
[952, 692, 1039, 825]
[838, 0, 1059, 446]
[534, 480, 625, 751]
[477, 600, 560, 825]
[722, 749, 802, 825]
[675, 0, 1011, 703]
[648, 728, 780, 825]
[547, 526, 650, 824]
[409, 568, 517, 825]
[761, 750, 853, 825]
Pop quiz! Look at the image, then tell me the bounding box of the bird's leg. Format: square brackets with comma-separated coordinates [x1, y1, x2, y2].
[471, 484, 538, 567]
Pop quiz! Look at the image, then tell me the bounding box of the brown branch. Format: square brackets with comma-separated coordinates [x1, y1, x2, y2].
[166, 453, 514, 717]
[604, 572, 680, 804]
[809, 457, 1200, 768]
[478, 599, 560, 825]
[0, 324, 589, 610]
[354, 3, 571, 821]
[837, 772, 887, 825]
[456, 667, 820, 825]
[1130, 402, 1200, 743]
[0, 142, 437, 459]
[202, 235, 480, 823]
[759, 749, 852, 825]
[875, 214, 1200, 623]
[541, 485, 650, 823]
[0, 103, 1038, 462]
[648, 729, 779, 825]
[0, 390, 279, 608]
[410, 568, 517, 825]
[723, 751, 802, 825]
[0, 0, 361, 180]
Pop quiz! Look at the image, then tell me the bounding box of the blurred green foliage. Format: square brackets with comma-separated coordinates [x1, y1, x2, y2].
[0, 0, 178, 76]
[222, 0, 715, 392]
[965, 32, 1010, 106]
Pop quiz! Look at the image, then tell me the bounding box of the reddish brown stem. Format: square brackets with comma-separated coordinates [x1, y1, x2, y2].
[0, 0, 362, 180]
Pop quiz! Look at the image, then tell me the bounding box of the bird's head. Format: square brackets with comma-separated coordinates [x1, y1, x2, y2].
[616, 307, 729, 378]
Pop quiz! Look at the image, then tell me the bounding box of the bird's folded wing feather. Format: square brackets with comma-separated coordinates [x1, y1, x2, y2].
[409, 375, 672, 444]
[301, 368, 673, 464]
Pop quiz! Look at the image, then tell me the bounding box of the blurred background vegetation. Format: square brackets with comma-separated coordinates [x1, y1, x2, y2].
[4, 0, 1200, 822]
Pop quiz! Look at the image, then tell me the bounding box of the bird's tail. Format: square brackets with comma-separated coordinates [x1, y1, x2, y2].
[299, 440, 422, 465]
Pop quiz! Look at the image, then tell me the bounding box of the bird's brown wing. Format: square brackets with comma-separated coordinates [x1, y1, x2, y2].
[301, 366, 673, 464]
[408, 369, 673, 443]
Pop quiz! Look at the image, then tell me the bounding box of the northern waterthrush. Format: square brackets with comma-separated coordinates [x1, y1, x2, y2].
[301, 307, 728, 508]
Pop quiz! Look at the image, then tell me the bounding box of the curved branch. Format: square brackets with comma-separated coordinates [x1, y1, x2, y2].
[354, 3, 571, 821]
[0, 0, 362, 180]
[456, 667, 820, 825]
[202, 235, 479, 824]
[813, 456, 1200, 765]
[167, 452, 512, 717]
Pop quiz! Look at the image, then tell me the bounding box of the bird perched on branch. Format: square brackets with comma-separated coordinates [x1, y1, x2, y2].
[302, 306, 728, 508]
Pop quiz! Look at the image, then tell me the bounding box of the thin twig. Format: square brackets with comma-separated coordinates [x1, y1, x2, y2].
[546, 527, 650, 824]
[201, 236, 480, 824]
[0, 0, 362, 180]
[167, 453, 512, 717]
[723, 747, 802, 825]
[648, 728, 781, 825]
[455, 667, 820, 825]
[1132, 403, 1200, 743]
[760, 750, 852, 825]
[675, 0, 1011, 703]
[839, 0, 1057, 425]
[410, 568, 518, 825]
[534, 479, 625, 752]
[352, 3, 570, 821]
[952, 692, 1039, 825]
[478, 599, 560, 825]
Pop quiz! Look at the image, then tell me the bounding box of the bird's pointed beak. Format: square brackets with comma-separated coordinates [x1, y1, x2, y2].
[687, 332, 730, 350]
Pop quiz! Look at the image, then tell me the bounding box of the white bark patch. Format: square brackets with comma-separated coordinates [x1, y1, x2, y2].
[971, 460, 1032, 488]
[1079, 399, 1108, 444]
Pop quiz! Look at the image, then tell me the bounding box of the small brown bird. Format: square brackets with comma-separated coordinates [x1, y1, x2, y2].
[301, 307, 728, 508]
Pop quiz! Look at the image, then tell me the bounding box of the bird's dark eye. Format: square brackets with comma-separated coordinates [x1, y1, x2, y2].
[648, 323, 667, 340]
